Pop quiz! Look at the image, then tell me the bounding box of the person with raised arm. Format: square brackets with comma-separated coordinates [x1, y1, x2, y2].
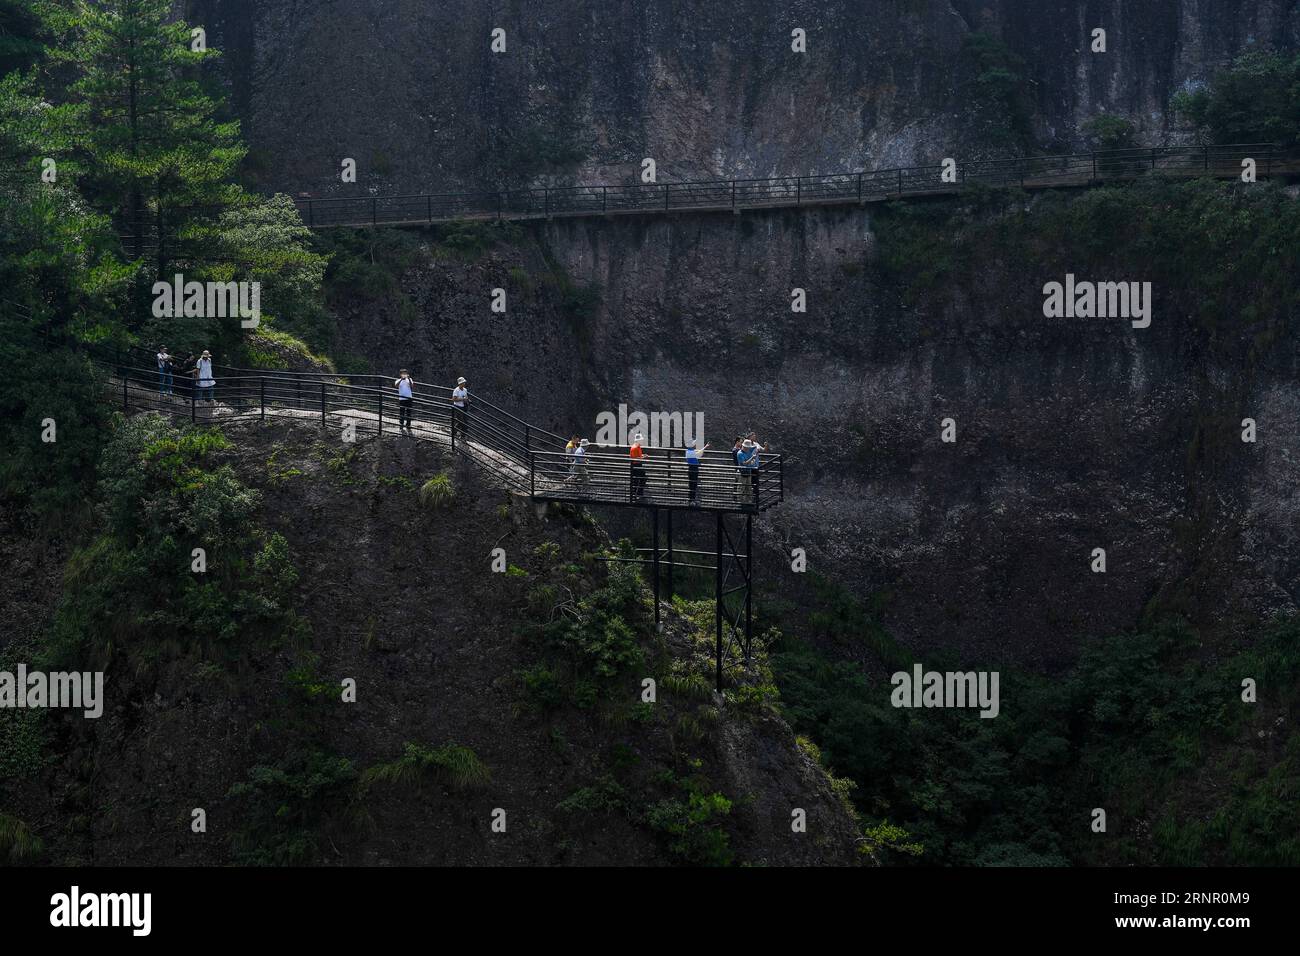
[394, 369, 414, 431]
[685, 439, 710, 505]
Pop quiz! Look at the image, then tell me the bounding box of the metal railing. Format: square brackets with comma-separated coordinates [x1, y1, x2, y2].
[102, 354, 784, 513]
[293, 143, 1291, 228]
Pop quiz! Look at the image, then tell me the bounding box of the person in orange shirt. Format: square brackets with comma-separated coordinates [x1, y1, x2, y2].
[629, 431, 647, 501]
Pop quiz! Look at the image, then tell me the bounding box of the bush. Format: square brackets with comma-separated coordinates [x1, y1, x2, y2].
[226, 749, 357, 865]
[646, 777, 734, 866]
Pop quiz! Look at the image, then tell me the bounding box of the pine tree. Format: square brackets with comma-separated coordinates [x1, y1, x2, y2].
[45, 0, 246, 316]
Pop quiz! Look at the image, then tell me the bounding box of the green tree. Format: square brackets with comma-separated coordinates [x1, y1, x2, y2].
[44, 0, 246, 318]
[0, 73, 128, 517]
[1173, 52, 1300, 147]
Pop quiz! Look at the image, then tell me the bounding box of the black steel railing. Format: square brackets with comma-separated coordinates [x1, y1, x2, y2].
[293, 143, 1293, 228]
[100, 354, 784, 513]
[530, 447, 783, 512]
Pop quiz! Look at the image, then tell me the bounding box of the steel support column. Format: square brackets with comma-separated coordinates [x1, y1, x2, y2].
[745, 513, 752, 654]
[715, 511, 723, 693]
[652, 507, 661, 629]
[666, 509, 674, 601]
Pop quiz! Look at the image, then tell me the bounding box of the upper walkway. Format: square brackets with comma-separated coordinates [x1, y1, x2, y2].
[293, 143, 1296, 229]
[99, 346, 782, 515]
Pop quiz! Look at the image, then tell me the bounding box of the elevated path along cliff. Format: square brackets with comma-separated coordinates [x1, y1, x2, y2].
[99, 348, 783, 516]
[293, 143, 1296, 229]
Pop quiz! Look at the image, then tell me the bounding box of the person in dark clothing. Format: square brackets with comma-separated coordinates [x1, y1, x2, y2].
[177, 353, 196, 399]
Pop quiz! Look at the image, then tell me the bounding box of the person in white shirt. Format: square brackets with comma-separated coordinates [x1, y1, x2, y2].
[573, 438, 589, 485]
[196, 350, 215, 403]
[394, 369, 414, 430]
[451, 376, 470, 440]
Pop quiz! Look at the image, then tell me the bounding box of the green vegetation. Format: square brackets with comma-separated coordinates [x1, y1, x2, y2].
[1173, 52, 1300, 147]
[0, 812, 44, 864]
[874, 176, 1300, 356]
[1081, 114, 1136, 150]
[489, 122, 587, 186]
[359, 742, 491, 792]
[645, 767, 734, 866]
[419, 472, 456, 509]
[43, 416, 307, 676]
[769, 579, 1300, 865]
[317, 226, 423, 332]
[226, 750, 357, 866]
[961, 31, 1033, 149]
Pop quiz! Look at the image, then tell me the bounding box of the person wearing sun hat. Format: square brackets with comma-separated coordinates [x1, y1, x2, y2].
[738, 435, 766, 505]
[196, 350, 216, 403]
[629, 431, 647, 501]
[451, 375, 470, 440]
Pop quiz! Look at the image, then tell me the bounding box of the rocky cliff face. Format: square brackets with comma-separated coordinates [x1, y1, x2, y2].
[186, 0, 1299, 195]
[328, 179, 1300, 671]
[3, 416, 861, 865]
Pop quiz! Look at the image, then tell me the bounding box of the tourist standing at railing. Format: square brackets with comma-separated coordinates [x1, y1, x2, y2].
[177, 353, 196, 399]
[197, 350, 216, 403]
[731, 436, 745, 500]
[156, 346, 174, 396]
[451, 376, 470, 440]
[573, 438, 589, 485]
[685, 439, 710, 505]
[739, 437, 765, 505]
[565, 435, 579, 480]
[395, 369, 414, 430]
[629, 432, 647, 501]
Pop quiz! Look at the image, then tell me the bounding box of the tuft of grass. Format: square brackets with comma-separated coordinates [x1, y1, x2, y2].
[360, 742, 490, 793]
[418, 472, 456, 509]
[0, 812, 44, 864]
[663, 670, 714, 702]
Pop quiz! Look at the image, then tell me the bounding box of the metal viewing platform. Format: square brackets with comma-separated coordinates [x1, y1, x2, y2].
[100, 347, 780, 690]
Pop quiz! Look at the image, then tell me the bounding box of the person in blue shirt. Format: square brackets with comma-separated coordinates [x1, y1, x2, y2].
[684, 439, 710, 504]
[738, 438, 765, 505]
